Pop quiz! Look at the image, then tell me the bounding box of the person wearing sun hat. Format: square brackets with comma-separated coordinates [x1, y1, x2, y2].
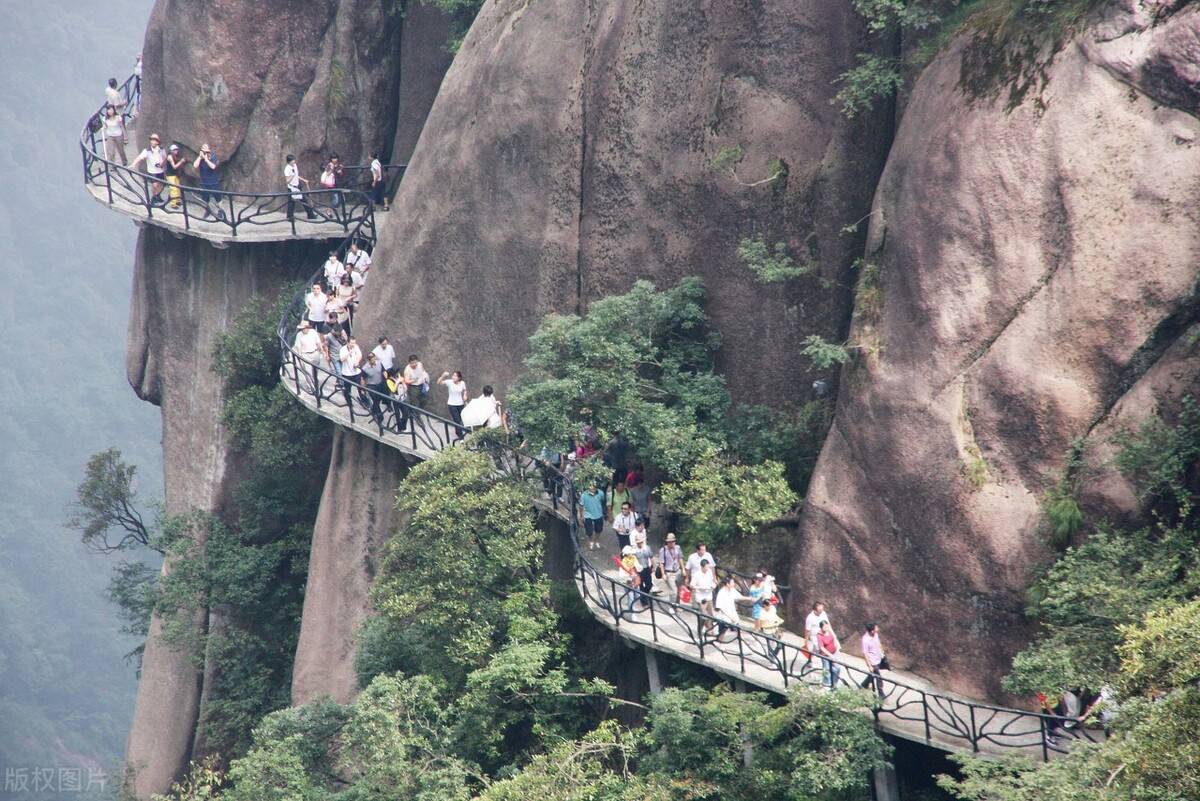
[656, 532, 683, 599]
[164, 143, 187, 209]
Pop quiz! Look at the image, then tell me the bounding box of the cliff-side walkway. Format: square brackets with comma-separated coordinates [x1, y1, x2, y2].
[83, 67, 1103, 765]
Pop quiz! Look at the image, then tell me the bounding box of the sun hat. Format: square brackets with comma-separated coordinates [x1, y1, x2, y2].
[665, 533, 676, 542]
[621, 545, 635, 555]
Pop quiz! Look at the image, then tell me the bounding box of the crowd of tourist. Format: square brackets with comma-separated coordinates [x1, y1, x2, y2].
[98, 65, 388, 222]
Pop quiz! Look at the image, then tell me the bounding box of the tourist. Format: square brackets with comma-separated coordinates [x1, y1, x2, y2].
[692, 558, 716, 627]
[804, 601, 830, 668]
[460, 385, 505, 430]
[607, 480, 630, 522]
[334, 275, 357, 324]
[372, 337, 395, 373]
[630, 517, 649, 552]
[759, 599, 784, 635]
[101, 105, 127, 165]
[338, 336, 365, 407]
[403, 355, 430, 409]
[370, 151, 388, 210]
[860, 623, 886, 696]
[578, 482, 606, 550]
[656, 532, 682, 598]
[164, 144, 186, 209]
[714, 576, 750, 641]
[684, 542, 716, 586]
[345, 241, 371, 281]
[293, 320, 326, 366]
[633, 529, 654, 598]
[304, 284, 329, 332]
[105, 77, 125, 112]
[619, 545, 643, 613]
[611, 502, 636, 550]
[437, 370, 468, 430]
[627, 464, 652, 524]
[817, 620, 842, 689]
[748, 574, 767, 632]
[386, 368, 410, 432]
[323, 250, 346, 289]
[323, 294, 344, 336]
[192, 143, 224, 221]
[328, 153, 345, 186]
[284, 154, 318, 220]
[361, 351, 388, 423]
[603, 432, 629, 486]
[130, 133, 166, 204]
[325, 328, 346, 381]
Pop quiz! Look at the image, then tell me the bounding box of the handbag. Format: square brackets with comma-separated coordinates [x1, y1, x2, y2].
[878, 655, 891, 671]
[678, 585, 692, 604]
[654, 564, 665, 580]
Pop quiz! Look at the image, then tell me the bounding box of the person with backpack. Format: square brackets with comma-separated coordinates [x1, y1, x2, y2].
[656, 533, 682, 598]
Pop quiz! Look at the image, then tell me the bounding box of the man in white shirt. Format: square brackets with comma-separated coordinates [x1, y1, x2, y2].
[370, 152, 388, 210]
[684, 543, 716, 585]
[804, 601, 830, 667]
[293, 321, 327, 390]
[284, 154, 317, 220]
[338, 337, 364, 407]
[611, 502, 637, 551]
[323, 251, 346, 289]
[372, 336, 395, 372]
[403, 355, 430, 410]
[129, 133, 166, 203]
[714, 576, 750, 641]
[460, 385, 503, 430]
[345, 242, 372, 280]
[304, 284, 329, 332]
[105, 78, 125, 111]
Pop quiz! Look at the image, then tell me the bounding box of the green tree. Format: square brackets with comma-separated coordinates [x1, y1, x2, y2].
[659, 453, 797, 547]
[737, 236, 810, 283]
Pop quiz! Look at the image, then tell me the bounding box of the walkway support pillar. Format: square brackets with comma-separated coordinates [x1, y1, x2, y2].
[644, 647, 662, 696]
[872, 764, 900, 801]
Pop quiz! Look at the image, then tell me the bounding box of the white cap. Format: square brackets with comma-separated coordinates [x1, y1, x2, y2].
[621, 545, 635, 555]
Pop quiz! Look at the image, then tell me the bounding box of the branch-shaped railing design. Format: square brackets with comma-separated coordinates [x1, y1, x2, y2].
[273, 259, 1100, 762]
[80, 71, 406, 238]
[80, 65, 1099, 764]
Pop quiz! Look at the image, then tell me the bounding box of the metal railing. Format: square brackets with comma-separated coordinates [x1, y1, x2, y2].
[73, 50, 1100, 761]
[80, 70, 406, 237]
[274, 270, 1099, 761]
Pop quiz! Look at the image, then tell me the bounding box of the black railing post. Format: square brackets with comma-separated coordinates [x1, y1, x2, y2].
[781, 643, 789, 688]
[228, 194, 237, 236]
[143, 174, 153, 217]
[648, 595, 658, 643]
[697, 618, 705, 660]
[1040, 717, 1049, 762]
[922, 691, 932, 743]
[181, 187, 191, 231]
[103, 159, 113, 204]
[969, 705, 979, 753]
[736, 628, 745, 674]
[611, 582, 620, 627]
[340, 191, 348, 232]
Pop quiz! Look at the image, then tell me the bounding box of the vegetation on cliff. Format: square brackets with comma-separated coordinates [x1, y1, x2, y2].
[72, 295, 331, 764]
[942, 399, 1200, 800]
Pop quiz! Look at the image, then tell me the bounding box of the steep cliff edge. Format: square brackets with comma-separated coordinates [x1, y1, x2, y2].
[793, 1, 1200, 699]
[290, 0, 893, 703]
[121, 1, 449, 795]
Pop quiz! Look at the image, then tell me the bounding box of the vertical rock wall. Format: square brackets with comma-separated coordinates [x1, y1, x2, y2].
[291, 0, 892, 706]
[120, 0, 449, 795]
[792, 3, 1200, 699]
[123, 231, 323, 795]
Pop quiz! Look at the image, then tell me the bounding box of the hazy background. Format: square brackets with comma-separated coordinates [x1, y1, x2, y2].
[0, 0, 159, 798]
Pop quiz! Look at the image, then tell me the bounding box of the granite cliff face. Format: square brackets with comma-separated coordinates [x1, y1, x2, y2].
[122, 1, 449, 795]
[288, 0, 891, 705]
[792, 0, 1200, 698]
